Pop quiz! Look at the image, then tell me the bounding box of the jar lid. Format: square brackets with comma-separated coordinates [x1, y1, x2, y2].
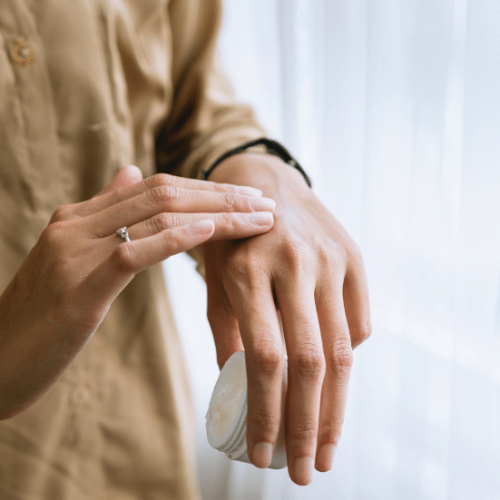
[206, 351, 248, 452]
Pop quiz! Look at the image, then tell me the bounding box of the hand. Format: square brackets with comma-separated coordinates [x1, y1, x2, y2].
[203, 154, 371, 485]
[0, 166, 275, 419]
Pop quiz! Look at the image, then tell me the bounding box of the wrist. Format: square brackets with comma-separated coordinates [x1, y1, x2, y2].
[203, 138, 311, 188]
[209, 153, 308, 195]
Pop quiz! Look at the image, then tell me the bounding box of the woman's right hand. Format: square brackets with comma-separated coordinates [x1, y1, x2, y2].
[0, 166, 275, 419]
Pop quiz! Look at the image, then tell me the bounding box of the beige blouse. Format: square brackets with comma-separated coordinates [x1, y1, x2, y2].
[0, 0, 263, 498]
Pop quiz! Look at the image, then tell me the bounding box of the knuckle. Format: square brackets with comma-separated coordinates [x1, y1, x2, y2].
[151, 212, 177, 232]
[226, 252, 248, 273]
[323, 415, 345, 433]
[154, 212, 173, 231]
[348, 240, 365, 268]
[249, 411, 281, 434]
[249, 345, 284, 378]
[319, 417, 345, 445]
[217, 212, 235, 229]
[289, 421, 318, 442]
[222, 192, 238, 211]
[281, 238, 313, 273]
[111, 244, 135, 274]
[328, 339, 353, 375]
[37, 223, 70, 276]
[152, 173, 174, 187]
[224, 252, 258, 285]
[39, 222, 65, 249]
[50, 204, 72, 223]
[353, 319, 372, 345]
[291, 347, 325, 380]
[148, 185, 179, 207]
[318, 238, 339, 267]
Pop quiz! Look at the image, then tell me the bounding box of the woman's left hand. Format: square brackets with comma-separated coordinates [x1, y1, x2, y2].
[203, 153, 371, 486]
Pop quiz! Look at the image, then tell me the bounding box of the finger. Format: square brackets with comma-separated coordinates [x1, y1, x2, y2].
[88, 186, 276, 236]
[343, 247, 372, 348]
[204, 241, 244, 368]
[75, 173, 263, 218]
[48, 166, 145, 224]
[82, 220, 215, 310]
[223, 267, 285, 469]
[276, 281, 324, 486]
[159, 175, 263, 197]
[314, 278, 353, 474]
[99, 165, 144, 195]
[128, 212, 274, 241]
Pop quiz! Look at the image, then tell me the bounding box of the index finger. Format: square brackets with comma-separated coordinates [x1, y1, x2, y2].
[223, 271, 285, 469]
[74, 172, 263, 217]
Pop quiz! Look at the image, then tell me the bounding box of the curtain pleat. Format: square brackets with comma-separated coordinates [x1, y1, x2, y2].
[166, 1, 500, 498]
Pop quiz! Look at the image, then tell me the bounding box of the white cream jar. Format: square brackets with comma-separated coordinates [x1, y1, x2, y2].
[205, 351, 287, 469]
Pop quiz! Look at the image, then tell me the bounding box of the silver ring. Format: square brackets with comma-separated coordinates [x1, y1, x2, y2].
[116, 227, 130, 243]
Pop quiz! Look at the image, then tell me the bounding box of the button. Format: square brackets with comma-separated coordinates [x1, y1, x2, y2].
[10, 37, 35, 68]
[72, 385, 91, 409]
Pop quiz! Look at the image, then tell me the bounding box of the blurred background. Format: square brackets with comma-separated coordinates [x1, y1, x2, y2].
[164, 0, 500, 499]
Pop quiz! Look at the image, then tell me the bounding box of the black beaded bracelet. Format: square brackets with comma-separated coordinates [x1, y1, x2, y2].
[202, 138, 312, 188]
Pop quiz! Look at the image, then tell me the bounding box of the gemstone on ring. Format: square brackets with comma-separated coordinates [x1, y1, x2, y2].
[116, 227, 130, 243]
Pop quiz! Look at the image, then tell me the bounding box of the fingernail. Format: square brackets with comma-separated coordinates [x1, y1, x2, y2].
[317, 444, 336, 472]
[248, 197, 276, 212]
[294, 457, 314, 485]
[187, 219, 214, 236]
[253, 442, 273, 468]
[246, 212, 274, 227]
[238, 186, 263, 197]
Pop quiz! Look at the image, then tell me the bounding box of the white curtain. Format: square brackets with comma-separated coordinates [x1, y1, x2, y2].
[165, 0, 500, 498]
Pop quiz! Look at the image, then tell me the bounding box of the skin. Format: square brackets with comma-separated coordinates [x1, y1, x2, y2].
[204, 153, 371, 486]
[0, 166, 276, 420]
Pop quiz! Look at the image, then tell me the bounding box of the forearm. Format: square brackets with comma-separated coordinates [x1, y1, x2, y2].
[0, 266, 84, 420]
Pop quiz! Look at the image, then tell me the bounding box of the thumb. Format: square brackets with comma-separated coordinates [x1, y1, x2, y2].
[100, 165, 143, 195]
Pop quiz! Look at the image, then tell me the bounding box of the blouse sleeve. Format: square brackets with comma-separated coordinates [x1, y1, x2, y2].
[155, 0, 265, 179]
